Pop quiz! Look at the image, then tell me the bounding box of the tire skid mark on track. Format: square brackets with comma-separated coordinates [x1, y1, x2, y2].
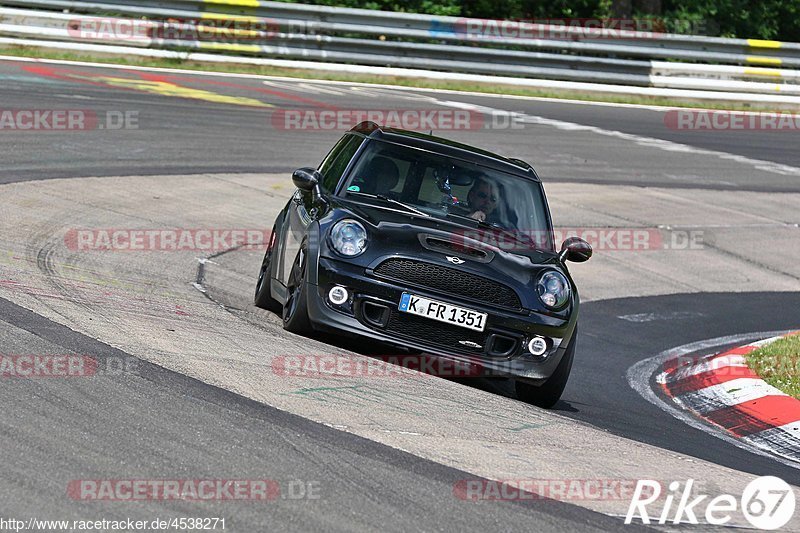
[12, 217, 199, 325]
[749, 422, 800, 465]
[629, 332, 800, 470]
[26, 219, 112, 320]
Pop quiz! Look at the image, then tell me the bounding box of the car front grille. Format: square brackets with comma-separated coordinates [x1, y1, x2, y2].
[384, 308, 486, 356]
[372, 258, 521, 310]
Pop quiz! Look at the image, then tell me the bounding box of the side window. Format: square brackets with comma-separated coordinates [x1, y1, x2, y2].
[318, 134, 363, 192]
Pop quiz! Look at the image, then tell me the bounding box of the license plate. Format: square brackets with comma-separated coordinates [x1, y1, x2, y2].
[398, 293, 487, 332]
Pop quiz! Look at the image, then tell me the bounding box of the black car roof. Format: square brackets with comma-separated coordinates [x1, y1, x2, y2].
[349, 122, 540, 181]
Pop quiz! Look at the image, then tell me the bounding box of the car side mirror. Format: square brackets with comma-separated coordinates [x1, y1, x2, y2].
[292, 167, 320, 192]
[559, 237, 592, 263]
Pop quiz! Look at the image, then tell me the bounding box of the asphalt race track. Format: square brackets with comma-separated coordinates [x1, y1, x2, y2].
[1, 56, 799, 531]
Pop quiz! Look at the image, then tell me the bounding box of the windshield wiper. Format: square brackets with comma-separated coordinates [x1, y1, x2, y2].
[346, 191, 430, 217]
[443, 212, 542, 252]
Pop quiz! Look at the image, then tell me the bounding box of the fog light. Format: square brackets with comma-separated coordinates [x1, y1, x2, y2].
[328, 286, 349, 305]
[528, 336, 548, 356]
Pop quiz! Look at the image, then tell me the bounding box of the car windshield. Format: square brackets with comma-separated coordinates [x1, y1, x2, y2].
[340, 139, 553, 251]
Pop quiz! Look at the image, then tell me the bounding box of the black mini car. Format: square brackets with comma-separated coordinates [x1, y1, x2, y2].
[255, 122, 591, 407]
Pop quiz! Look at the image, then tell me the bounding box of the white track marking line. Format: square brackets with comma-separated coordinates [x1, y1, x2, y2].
[349, 87, 435, 101]
[296, 82, 350, 96]
[751, 336, 791, 347]
[434, 100, 800, 177]
[627, 330, 800, 470]
[346, 86, 390, 98]
[263, 80, 343, 95]
[676, 378, 786, 415]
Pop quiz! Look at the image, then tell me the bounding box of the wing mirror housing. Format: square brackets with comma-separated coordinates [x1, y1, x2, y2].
[292, 167, 327, 206]
[292, 167, 320, 192]
[559, 237, 592, 263]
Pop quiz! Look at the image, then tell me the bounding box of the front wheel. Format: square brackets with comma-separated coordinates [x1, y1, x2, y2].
[515, 326, 577, 409]
[282, 243, 313, 335]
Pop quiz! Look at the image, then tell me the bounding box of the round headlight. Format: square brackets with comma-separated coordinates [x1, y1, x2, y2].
[330, 219, 367, 257]
[537, 270, 570, 309]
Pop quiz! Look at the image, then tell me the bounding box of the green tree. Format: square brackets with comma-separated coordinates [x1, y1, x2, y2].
[662, 0, 800, 40]
[275, 0, 800, 40]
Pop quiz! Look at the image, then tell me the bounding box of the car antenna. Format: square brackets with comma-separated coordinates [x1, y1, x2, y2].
[427, 129, 433, 135]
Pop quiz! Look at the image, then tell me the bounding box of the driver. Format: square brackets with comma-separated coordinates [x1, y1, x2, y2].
[466, 177, 502, 224]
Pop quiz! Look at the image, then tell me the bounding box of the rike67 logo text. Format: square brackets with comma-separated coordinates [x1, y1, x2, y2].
[626, 477, 795, 529]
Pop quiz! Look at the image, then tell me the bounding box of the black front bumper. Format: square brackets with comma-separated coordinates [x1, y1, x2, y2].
[306, 256, 577, 383]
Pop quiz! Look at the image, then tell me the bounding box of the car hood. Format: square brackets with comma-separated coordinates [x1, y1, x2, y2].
[320, 197, 572, 315]
[332, 197, 556, 262]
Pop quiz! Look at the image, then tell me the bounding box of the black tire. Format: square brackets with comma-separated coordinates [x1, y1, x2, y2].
[282, 243, 313, 335]
[515, 326, 578, 409]
[254, 226, 281, 312]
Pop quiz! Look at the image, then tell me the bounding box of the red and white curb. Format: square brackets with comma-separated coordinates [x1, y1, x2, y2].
[659, 332, 800, 464]
[626, 330, 800, 469]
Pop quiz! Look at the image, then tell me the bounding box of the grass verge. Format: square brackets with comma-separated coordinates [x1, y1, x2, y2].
[0, 43, 791, 112]
[746, 334, 800, 400]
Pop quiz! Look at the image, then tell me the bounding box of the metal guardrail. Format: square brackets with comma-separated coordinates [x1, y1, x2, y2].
[0, 8, 656, 85]
[5, 0, 800, 65]
[1, 0, 800, 97]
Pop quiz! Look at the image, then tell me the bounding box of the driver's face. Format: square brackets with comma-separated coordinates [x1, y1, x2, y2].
[470, 183, 498, 214]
